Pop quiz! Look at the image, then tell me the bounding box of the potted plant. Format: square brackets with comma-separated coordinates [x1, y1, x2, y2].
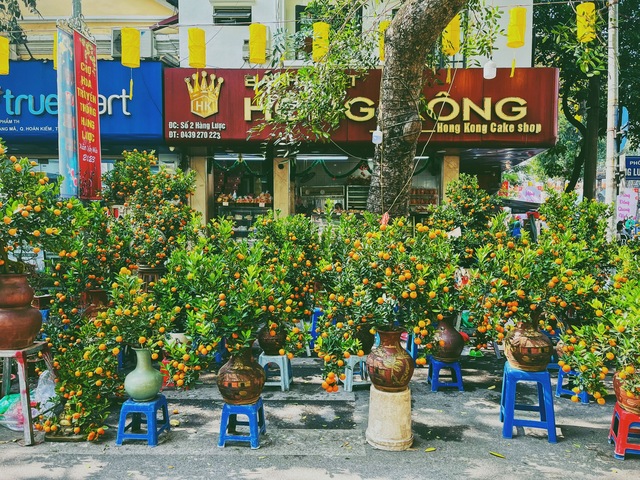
[0, 140, 83, 349]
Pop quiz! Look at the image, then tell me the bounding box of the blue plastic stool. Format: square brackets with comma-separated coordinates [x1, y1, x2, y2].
[404, 333, 419, 361]
[609, 401, 640, 460]
[218, 397, 266, 449]
[308, 307, 323, 350]
[115, 394, 170, 447]
[258, 353, 292, 391]
[340, 354, 369, 392]
[555, 368, 589, 404]
[427, 357, 464, 392]
[500, 362, 557, 443]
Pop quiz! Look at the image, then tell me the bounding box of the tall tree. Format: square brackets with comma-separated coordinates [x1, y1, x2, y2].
[0, 0, 39, 45]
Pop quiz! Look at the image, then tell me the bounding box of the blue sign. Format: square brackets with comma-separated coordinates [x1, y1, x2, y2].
[625, 156, 640, 180]
[0, 60, 163, 144]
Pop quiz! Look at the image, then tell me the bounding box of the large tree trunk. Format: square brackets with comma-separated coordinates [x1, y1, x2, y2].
[367, 0, 466, 216]
[582, 75, 600, 200]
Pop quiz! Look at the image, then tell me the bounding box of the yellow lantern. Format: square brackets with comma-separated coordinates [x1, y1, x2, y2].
[0, 37, 9, 75]
[506, 7, 526, 49]
[577, 2, 596, 43]
[378, 20, 391, 62]
[249, 23, 267, 64]
[507, 7, 526, 78]
[188, 28, 206, 69]
[442, 15, 460, 57]
[312, 22, 330, 63]
[53, 31, 57, 70]
[121, 28, 140, 68]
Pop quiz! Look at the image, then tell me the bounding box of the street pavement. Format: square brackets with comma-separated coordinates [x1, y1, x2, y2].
[1, 354, 639, 480]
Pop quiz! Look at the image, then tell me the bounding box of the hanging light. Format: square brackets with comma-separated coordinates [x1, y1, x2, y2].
[577, 2, 596, 43]
[483, 59, 497, 80]
[506, 7, 526, 78]
[188, 27, 206, 69]
[121, 28, 140, 100]
[442, 14, 460, 83]
[249, 23, 267, 64]
[312, 22, 330, 63]
[53, 31, 57, 70]
[0, 37, 9, 75]
[378, 20, 391, 62]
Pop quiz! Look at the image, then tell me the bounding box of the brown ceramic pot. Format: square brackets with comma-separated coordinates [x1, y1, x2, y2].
[613, 373, 640, 415]
[0, 274, 43, 349]
[80, 289, 109, 322]
[257, 325, 287, 355]
[432, 313, 464, 362]
[504, 320, 552, 372]
[217, 350, 266, 405]
[366, 330, 415, 392]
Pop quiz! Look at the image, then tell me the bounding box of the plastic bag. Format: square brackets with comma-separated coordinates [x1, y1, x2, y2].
[0, 393, 20, 415]
[0, 396, 27, 431]
[33, 370, 57, 416]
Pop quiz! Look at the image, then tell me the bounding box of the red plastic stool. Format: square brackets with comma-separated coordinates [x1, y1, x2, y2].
[608, 401, 640, 460]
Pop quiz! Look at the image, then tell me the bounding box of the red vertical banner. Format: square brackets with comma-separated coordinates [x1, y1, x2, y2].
[73, 31, 102, 199]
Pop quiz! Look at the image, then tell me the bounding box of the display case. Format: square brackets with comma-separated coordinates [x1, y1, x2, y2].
[409, 188, 439, 211]
[217, 204, 272, 238]
[298, 185, 345, 211]
[346, 185, 370, 211]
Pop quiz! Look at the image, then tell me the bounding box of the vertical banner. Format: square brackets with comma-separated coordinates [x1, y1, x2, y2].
[56, 28, 78, 197]
[73, 31, 102, 199]
[616, 188, 638, 222]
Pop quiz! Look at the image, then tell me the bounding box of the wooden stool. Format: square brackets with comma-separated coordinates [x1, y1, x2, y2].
[0, 342, 48, 446]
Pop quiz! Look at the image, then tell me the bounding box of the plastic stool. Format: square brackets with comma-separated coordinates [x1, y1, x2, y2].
[556, 368, 589, 404]
[218, 397, 266, 449]
[427, 357, 464, 392]
[258, 353, 292, 391]
[500, 362, 557, 443]
[608, 401, 640, 459]
[404, 333, 419, 361]
[309, 307, 323, 350]
[115, 394, 170, 447]
[340, 354, 369, 392]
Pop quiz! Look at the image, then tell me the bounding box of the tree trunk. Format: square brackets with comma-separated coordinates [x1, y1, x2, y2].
[582, 75, 600, 200]
[367, 0, 466, 216]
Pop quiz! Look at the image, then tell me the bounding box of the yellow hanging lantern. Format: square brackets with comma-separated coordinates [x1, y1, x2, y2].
[378, 20, 391, 62]
[53, 31, 57, 70]
[188, 28, 206, 69]
[249, 23, 267, 64]
[507, 7, 526, 78]
[577, 2, 596, 43]
[442, 15, 460, 84]
[0, 37, 9, 76]
[506, 7, 526, 49]
[312, 22, 330, 63]
[442, 15, 460, 57]
[121, 28, 140, 68]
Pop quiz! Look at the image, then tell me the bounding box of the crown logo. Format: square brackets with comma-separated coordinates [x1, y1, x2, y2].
[185, 71, 224, 118]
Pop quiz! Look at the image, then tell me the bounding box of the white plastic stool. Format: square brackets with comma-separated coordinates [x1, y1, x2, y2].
[341, 354, 369, 392]
[258, 353, 292, 391]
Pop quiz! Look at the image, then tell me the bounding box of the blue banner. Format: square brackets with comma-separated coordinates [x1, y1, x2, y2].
[57, 28, 77, 197]
[0, 59, 163, 144]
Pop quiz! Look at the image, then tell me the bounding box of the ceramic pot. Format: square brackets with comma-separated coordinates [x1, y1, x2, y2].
[0, 274, 43, 349]
[257, 325, 287, 355]
[613, 373, 640, 414]
[366, 330, 415, 392]
[217, 350, 266, 404]
[80, 289, 109, 322]
[124, 348, 163, 402]
[432, 313, 465, 362]
[504, 320, 552, 372]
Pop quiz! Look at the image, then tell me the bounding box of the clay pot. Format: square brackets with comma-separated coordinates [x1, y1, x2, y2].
[217, 350, 266, 405]
[504, 320, 552, 372]
[0, 274, 43, 349]
[31, 294, 53, 310]
[257, 325, 287, 355]
[613, 373, 640, 415]
[366, 330, 415, 392]
[432, 313, 464, 362]
[80, 289, 109, 322]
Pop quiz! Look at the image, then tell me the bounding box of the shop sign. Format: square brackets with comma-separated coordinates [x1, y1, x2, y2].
[625, 156, 640, 180]
[73, 31, 101, 199]
[163, 67, 558, 147]
[0, 60, 164, 144]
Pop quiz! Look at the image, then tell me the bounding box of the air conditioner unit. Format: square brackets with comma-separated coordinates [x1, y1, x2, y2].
[111, 28, 156, 59]
[241, 34, 271, 62]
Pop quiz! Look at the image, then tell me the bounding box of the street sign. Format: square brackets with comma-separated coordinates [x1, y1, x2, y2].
[625, 156, 640, 180]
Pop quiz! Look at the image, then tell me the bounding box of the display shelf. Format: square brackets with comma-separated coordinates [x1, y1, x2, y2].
[409, 187, 439, 212]
[346, 185, 370, 211]
[217, 204, 272, 237]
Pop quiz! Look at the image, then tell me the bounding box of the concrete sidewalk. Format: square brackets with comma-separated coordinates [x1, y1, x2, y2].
[0, 355, 638, 480]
